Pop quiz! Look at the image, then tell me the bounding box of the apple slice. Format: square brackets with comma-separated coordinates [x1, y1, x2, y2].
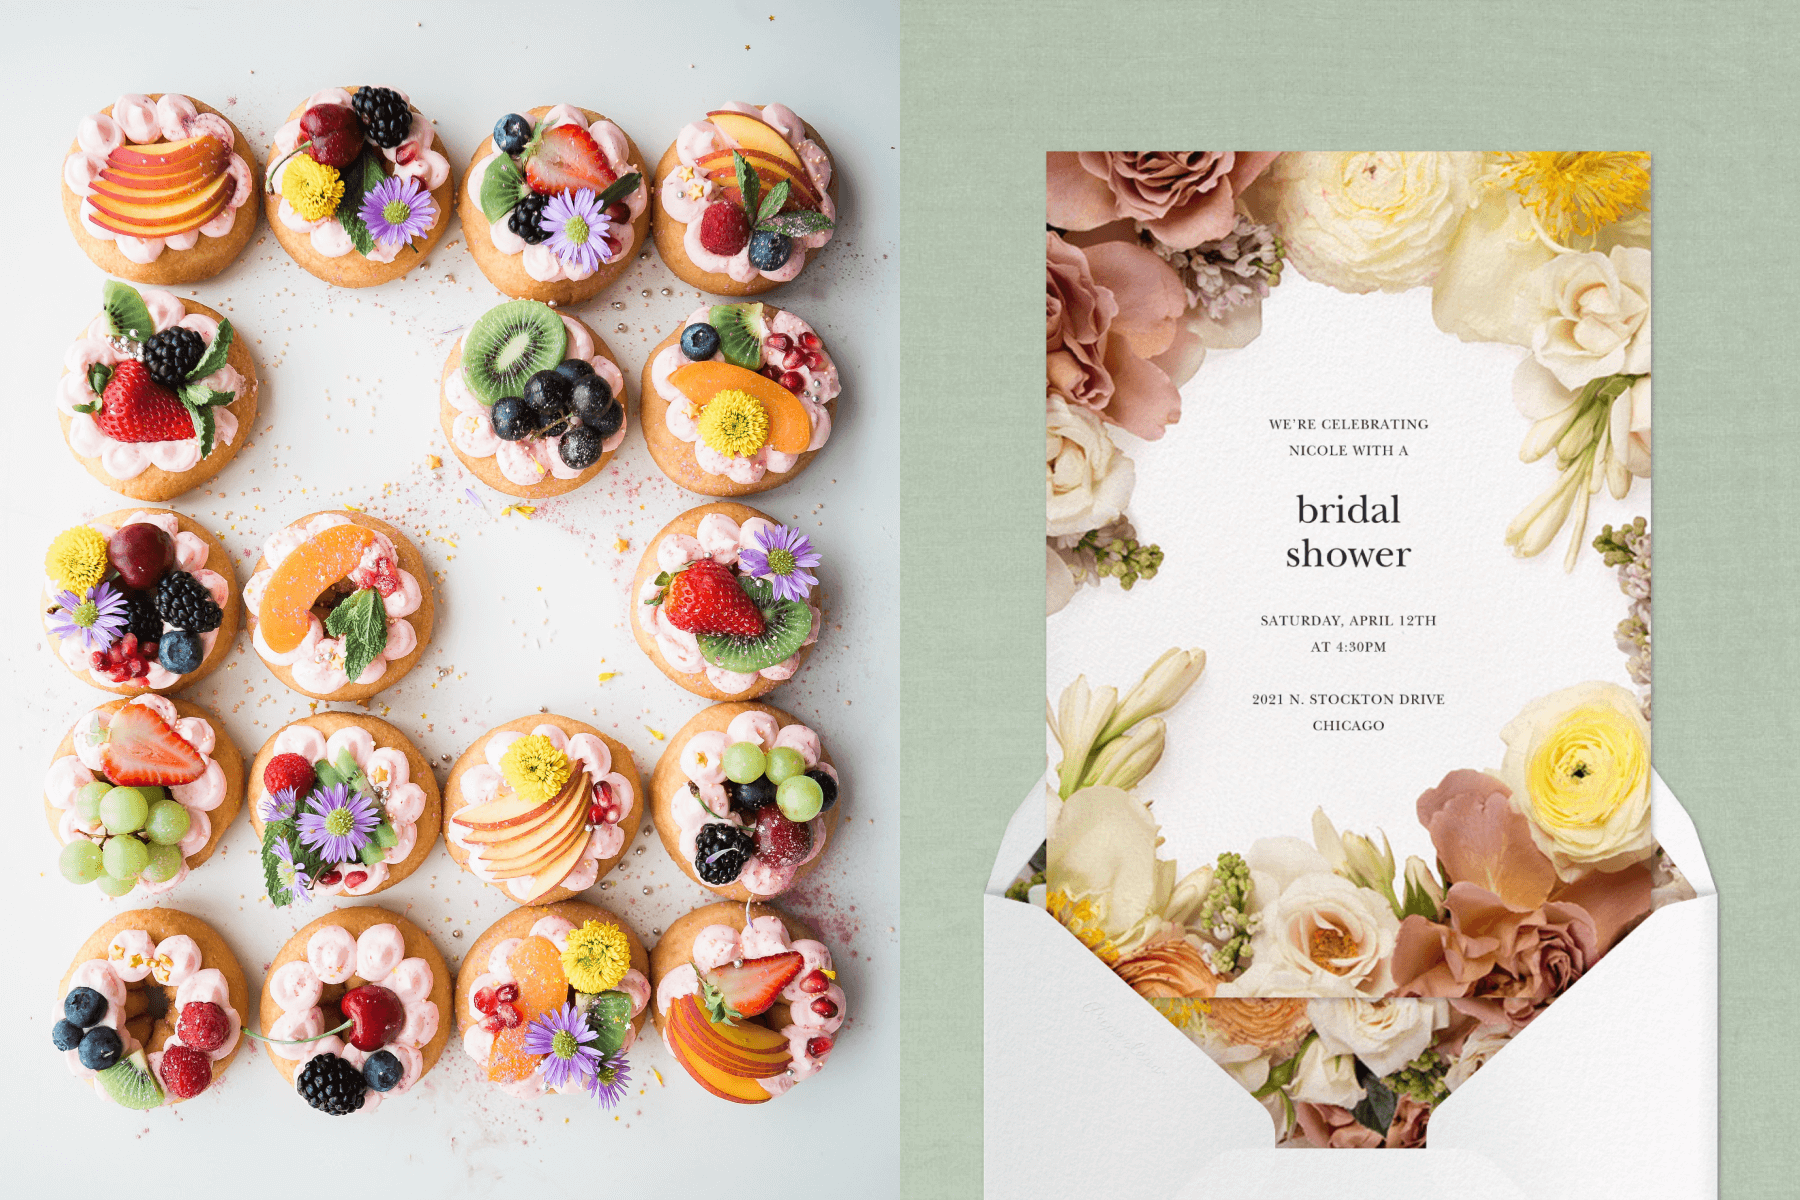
[460, 773, 586, 844]
[512, 822, 598, 903]
[110, 135, 225, 171]
[694, 147, 821, 209]
[706, 111, 804, 174]
[87, 173, 232, 238]
[670, 362, 812, 455]
[451, 787, 562, 832]
[484, 817, 590, 880]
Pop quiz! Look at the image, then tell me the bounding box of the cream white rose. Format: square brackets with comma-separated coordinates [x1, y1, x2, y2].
[1307, 998, 1448, 1077]
[1217, 838, 1400, 998]
[1517, 246, 1651, 389]
[1288, 1039, 1365, 1108]
[1499, 681, 1653, 880]
[1252, 152, 1479, 294]
[1047, 785, 1213, 958]
[1445, 1024, 1513, 1092]
[1047, 394, 1135, 538]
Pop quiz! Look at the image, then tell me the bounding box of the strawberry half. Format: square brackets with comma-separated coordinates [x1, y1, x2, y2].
[662, 560, 765, 637]
[98, 702, 206, 786]
[698, 951, 804, 1023]
[523, 124, 616, 197]
[93, 360, 195, 445]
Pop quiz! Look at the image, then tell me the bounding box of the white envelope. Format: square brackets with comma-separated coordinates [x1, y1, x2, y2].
[983, 771, 1716, 1200]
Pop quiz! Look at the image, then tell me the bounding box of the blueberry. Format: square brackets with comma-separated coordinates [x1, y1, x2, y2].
[363, 1048, 404, 1092]
[680, 322, 721, 361]
[570, 376, 614, 426]
[64, 986, 107, 1027]
[78, 1025, 122, 1071]
[747, 230, 792, 272]
[553, 358, 596, 384]
[558, 426, 604, 470]
[493, 114, 532, 156]
[807, 767, 838, 812]
[491, 397, 532, 441]
[159, 629, 204, 675]
[737, 776, 777, 811]
[587, 398, 624, 440]
[523, 370, 572, 418]
[52, 1018, 85, 1052]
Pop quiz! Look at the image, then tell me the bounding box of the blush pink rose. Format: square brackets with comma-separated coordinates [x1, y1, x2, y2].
[1048, 152, 1279, 249]
[1416, 770, 1556, 909]
[1046, 230, 1187, 439]
[1294, 1102, 1384, 1149]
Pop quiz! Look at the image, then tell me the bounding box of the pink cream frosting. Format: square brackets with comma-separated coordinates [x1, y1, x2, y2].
[465, 105, 650, 282]
[445, 312, 629, 487]
[447, 724, 635, 901]
[64, 94, 254, 264]
[652, 305, 837, 486]
[636, 511, 822, 694]
[60, 293, 244, 480]
[659, 102, 834, 284]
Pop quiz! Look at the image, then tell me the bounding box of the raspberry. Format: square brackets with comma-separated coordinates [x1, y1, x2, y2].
[176, 1001, 230, 1053]
[697, 202, 751, 256]
[262, 753, 315, 800]
[159, 1043, 214, 1099]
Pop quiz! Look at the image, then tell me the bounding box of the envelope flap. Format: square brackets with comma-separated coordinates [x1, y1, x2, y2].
[1651, 769, 1714, 895]
[1181, 1149, 1535, 1199]
[985, 783, 1048, 897]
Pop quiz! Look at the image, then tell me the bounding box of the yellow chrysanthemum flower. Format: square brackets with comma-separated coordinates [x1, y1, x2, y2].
[499, 734, 572, 804]
[281, 155, 345, 222]
[695, 390, 770, 458]
[562, 920, 631, 993]
[1492, 151, 1650, 242]
[45, 526, 109, 593]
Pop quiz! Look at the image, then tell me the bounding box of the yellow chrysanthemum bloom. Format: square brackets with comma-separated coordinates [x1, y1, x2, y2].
[499, 734, 572, 804]
[281, 155, 345, 222]
[1492, 151, 1650, 242]
[562, 920, 631, 993]
[46, 526, 109, 593]
[696, 390, 769, 458]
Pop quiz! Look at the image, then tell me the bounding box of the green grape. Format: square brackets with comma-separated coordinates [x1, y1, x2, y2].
[723, 741, 767, 785]
[766, 746, 806, 786]
[136, 786, 169, 804]
[103, 835, 150, 881]
[94, 874, 137, 898]
[776, 774, 824, 822]
[59, 839, 106, 884]
[99, 787, 149, 835]
[141, 843, 183, 883]
[143, 800, 191, 846]
[74, 781, 110, 824]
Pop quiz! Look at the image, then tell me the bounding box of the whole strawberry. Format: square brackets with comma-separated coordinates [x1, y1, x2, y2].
[94, 361, 194, 445]
[159, 1043, 214, 1099]
[662, 560, 764, 637]
[262, 753, 316, 801]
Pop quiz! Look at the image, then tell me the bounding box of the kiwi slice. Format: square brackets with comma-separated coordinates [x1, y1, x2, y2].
[97, 1048, 164, 1110]
[710, 303, 767, 370]
[101, 280, 155, 343]
[463, 300, 567, 406]
[697, 576, 814, 673]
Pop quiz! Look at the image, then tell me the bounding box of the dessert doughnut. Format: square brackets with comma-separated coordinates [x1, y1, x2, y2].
[630, 501, 825, 700]
[258, 907, 451, 1114]
[53, 908, 249, 1107]
[652, 701, 841, 901]
[43, 695, 243, 899]
[58, 281, 259, 500]
[264, 86, 454, 288]
[459, 105, 651, 304]
[242, 509, 435, 700]
[61, 93, 260, 284]
[642, 302, 838, 495]
[650, 902, 845, 1104]
[439, 300, 629, 498]
[653, 102, 837, 295]
[41, 508, 240, 693]
[454, 902, 651, 1105]
[442, 714, 642, 906]
[247, 713, 441, 907]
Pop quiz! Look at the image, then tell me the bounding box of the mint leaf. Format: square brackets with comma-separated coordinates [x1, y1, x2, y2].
[479, 153, 532, 223]
[178, 381, 234, 409]
[260, 823, 293, 907]
[337, 150, 385, 256]
[586, 991, 633, 1056]
[185, 318, 232, 381]
[733, 151, 760, 224]
[102, 281, 155, 342]
[757, 210, 833, 238]
[594, 171, 641, 211]
[756, 180, 790, 225]
[325, 588, 388, 683]
[185, 403, 216, 459]
[86, 362, 112, 397]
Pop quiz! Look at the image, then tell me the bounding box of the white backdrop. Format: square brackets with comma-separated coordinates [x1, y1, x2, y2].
[1, 3, 898, 1191]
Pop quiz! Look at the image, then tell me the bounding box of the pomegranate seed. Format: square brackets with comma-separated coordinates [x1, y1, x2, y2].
[395, 140, 420, 165]
[493, 1002, 521, 1028]
[495, 983, 519, 1003]
[804, 351, 825, 370]
[782, 349, 805, 370]
[766, 333, 791, 352]
[761, 366, 783, 381]
[474, 987, 496, 1014]
[587, 802, 606, 825]
[317, 869, 342, 887]
[801, 332, 820, 349]
[605, 202, 629, 223]
[779, 371, 805, 392]
[810, 997, 838, 1019]
[345, 870, 368, 888]
[806, 1036, 833, 1058]
[799, 970, 830, 994]
[481, 1014, 503, 1034]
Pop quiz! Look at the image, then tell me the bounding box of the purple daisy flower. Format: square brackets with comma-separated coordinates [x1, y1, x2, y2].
[524, 1003, 600, 1092]
[296, 782, 379, 863]
[541, 188, 612, 273]
[359, 175, 437, 248]
[589, 1050, 632, 1110]
[48, 582, 128, 653]
[259, 785, 299, 824]
[739, 524, 821, 602]
[273, 838, 312, 905]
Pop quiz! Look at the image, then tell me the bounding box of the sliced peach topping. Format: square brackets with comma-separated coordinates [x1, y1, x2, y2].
[258, 523, 380, 654]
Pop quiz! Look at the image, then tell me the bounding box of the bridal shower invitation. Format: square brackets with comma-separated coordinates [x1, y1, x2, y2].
[991, 153, 1711, 1195]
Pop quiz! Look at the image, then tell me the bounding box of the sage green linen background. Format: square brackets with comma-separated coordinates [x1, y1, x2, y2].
[900, 1, 1800, 1195]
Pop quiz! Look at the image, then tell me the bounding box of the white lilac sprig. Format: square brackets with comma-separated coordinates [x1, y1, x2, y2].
[1594, 517, 1652, 719]
[741, 524, 821, 602]
[48, 582, 127, 653]
[360, 176, 437, 249]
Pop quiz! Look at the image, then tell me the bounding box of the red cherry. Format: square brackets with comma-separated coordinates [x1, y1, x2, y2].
[805, 1036, 833, 1058]
[810, 997, 838, 1019]
[340, 983, 406, 1051]
[798, 970, 830, 994]
[800, 332, 820, 350]
[299, 103, 364, 168]
[779, 371, 805, 392]
[107, 523, 175, 591]
[765, 333, 792, 352]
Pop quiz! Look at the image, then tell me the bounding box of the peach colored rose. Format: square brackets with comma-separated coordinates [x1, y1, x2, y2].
[1047, 152, 1279, 249]
[1113, 933, 1219, 999]
[1294, 1102, 1384, 1149]
[1046, 230, 1186, 440]
[1385, 1097, 1433, 1149]
[1204, 998, 1312, 1050]
[1415, 770, 1556, 909]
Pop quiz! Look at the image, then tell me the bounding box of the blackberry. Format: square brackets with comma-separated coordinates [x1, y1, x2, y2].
[122, 592, 164, 644]
[693, 822, 755, 885]
[141, 327, 205, 388]
[509, 192, 552, 244]
[807, 768, 838, 813]
[155, 571, 222, 633]
[351, 86, 412, 150]
[297, 1052, 367, 1115]
[558, 426, 603, 470]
